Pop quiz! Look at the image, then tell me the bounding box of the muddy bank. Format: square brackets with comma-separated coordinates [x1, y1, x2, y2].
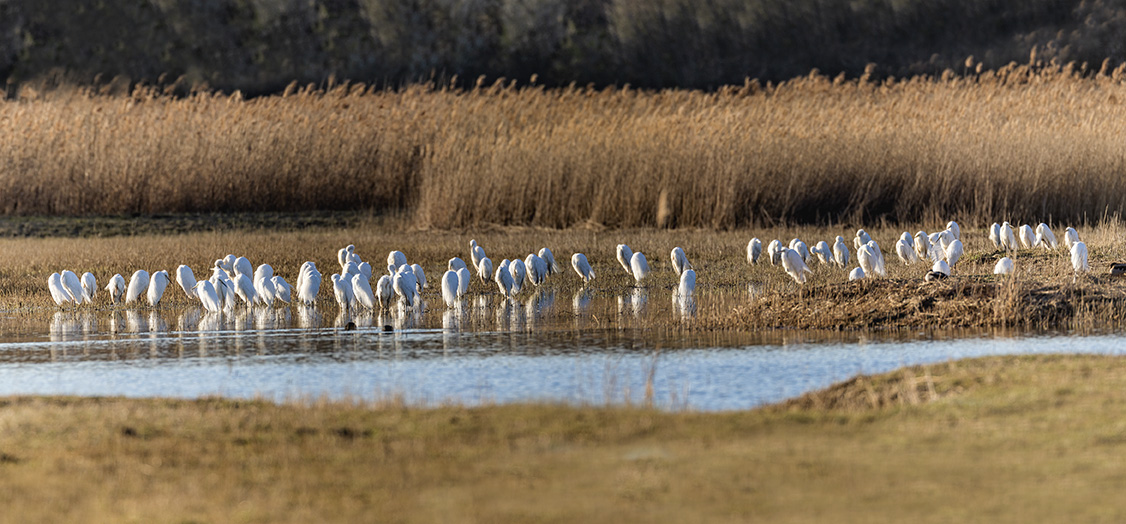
[707, 276, 1126, 331]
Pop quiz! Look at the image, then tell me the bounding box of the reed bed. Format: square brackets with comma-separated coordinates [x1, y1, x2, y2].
[5, 62, 1126, 227]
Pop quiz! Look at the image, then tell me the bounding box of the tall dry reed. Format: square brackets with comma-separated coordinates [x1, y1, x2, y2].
[5, 62, 1126, 228]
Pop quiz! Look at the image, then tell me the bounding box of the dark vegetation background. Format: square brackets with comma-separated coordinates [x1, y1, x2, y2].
[1, 0, 1124, 91]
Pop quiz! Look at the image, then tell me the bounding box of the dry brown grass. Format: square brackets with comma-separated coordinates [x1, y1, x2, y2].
[5, 353, 1126, 522]
[7, 63, 1126, 227]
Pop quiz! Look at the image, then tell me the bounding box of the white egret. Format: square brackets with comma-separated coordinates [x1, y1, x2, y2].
[812, 241, 832, 265]
[342, 261, 361, 277]
[747, 238, 762, 264]
[449, 257, 468, 272]
[867, 241, 887, 277]
[895, 237, 918, 265]
[538, 247, 559, 274]
[630, 252, 650, 284]
[766, 240, 783, 266]
[1018, 224, 1036, 249]
[80, 272, 96, 304]
[571, 253, 595, 283]
[358, 262, 372, 280]
[233, 256, 253, 279]
[781, 248, 812, 284]
[105, 274, 126, 305]
[441, 270, 459, 308]
[854, 229, 873, 251]
[60, 270, 83, 304]
[411, 263, 427, 292]
[494, 261, 515, 298]
[147, 270, 170, 306]
[470, 240, 486, 269]
[933, 260, 951, 276]
[937, 230, 955, 254]
[989, 223, 1002, 248]
[272, 276, 292, 303]
[670, 247, 692, 276]
[946, 239, 963, 268]
[678, 268, 696, 296]
[1071, 241, 1089, 273]
[947, 221, 961, 240]
[296, 262, 320, 306]
[455, 267, 471, 298]
[388, 251, 408, 272]
[194, 281, 222, 313]
[376, 275, 394, 309]
[393, 266, 418, 306]
[525, 254, 545, 286]
[913, 231, 932, 262]
[126, 270, 150, 304]
[351, 273, 376, 309]
[1064, 227, 1080, 251]
[858, 244, 875, 277]
[331, 274, 354, 311]
[849, 267, 865, 281]
[210, 269, 235, 310]
[509, 259, 526, 294]
[1000, 222, 1018, 251]
[994, 257, 1014, 275]
[221, 255, 236, 275]
[477, 257, 493, 284]
[832, 236, 850, 268]
[616, 244, 634, 275]
[254, 264, 277, 306]
[176, 265, 197, 299]
[47, 273, 71, 306]
[337, 245, 354, 270]
[232, 274, 257, 306]
[1035, 223, 1058, 250]
[789, 239, 810, 263]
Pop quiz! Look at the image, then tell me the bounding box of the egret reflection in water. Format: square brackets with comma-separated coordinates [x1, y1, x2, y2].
[572, 288, 592, 314]
[617, 288, 648, 318]
[673, 290, 696, 319]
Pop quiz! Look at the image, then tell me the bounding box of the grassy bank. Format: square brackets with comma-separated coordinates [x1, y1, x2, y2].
[7, 65, 1126, 227]
[2, 354, 1126, 522]
[6, 218, 1126, 331]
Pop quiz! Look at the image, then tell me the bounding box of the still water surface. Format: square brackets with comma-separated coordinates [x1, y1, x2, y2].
[0, 290, 1118, 411]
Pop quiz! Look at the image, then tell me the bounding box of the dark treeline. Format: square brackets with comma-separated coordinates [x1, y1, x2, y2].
[0, 0, 1123, 92]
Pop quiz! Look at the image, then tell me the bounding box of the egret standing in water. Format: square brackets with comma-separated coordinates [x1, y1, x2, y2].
[126, 270, 150, 304]
[80, 272, 97, 304]
[441, 270, 460, 308]
[571, 253, 595, 283]
[147, 270, 170, 306]
[630, 252, 650, 284]
[105, 274, 126, 305]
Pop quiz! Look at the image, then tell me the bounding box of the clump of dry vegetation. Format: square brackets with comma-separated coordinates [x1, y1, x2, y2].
[4, 354, 1126, 522]
[6, 62, 1126, 228]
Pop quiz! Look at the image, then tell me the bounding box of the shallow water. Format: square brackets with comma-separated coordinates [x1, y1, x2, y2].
[0, 290, 1120, 410]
